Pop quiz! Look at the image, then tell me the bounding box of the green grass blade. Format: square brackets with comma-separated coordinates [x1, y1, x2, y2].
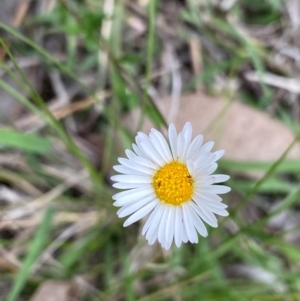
[7, 207, 54, 301]
[0, 23, 93, 96]
[137, 0, 159, 131]
[220, 159, 300, 174]
[0, 129, 51, 154]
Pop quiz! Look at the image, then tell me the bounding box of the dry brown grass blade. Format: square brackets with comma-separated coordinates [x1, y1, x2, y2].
[29, 280, 79, 301]
[1, 170, 89, 220]
[0, 247, 21, 272]
[16, 91, 110, 130]
[0, 170, 42, 197]
[189, 37, 203, 93]
[12, 0, 31, 27]
[0, 212, 99, 230]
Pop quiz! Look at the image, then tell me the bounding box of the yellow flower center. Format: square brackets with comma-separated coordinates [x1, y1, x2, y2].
[152, 161, 194, 206]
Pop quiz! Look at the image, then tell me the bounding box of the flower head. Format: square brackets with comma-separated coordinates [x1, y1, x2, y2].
[111, 122, 230, 250]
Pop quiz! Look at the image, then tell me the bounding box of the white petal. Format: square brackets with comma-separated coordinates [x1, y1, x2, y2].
[181, 123, 192, 161]
[130, 156, 158, 170]
[168, 123, 178, 160]
[195, 153, 216, 168]
[138, 131, 150, 139]
[198, 192, 222, 203]
[182, 204, 198, 243]
[140, 141, 165, 166]
[202, 201, 229, 217]
[198, 174, 230, 185]
[187, 204, 208, 237]
[201, 153, 216, 166]
[137, 131, 151, 144]
[142, 203, 161, 235]
[118, 158, 156, 174]
[113, 186, 152, 200]
[187, 135, 203, 160]
[200, 197, 228, 210]
[182, 219, 188, 243]
[113, 187, 154, 206]
[125, 149, 137, 160]
[146, 204, 165, 240]
[202, 185, 231, 194]
[212, 175, 230, 183]
[212, 150, 225, 161]
[113, 182, 149, 189]
[158, 206, 170, 243]
[146, 206, 165, 245]
[113, 165, 149, 176]
[113, 193, 153, 207]
[186, 160, 195, 177]
[194, 195, 229, 216]
[190, 201, 218, 228]
[198, 163, 218, 176]
[132, 143, 146, 158]
[135, 135, 151, 160]
[123, 199, 158, 227]
[117, 195, 156, 218]
[174, 206, 183, 247]
[148, 223, 160, 245]
[194, 153, 211, 169]
[176, 133, 185, 162]
[149, 132, 168, 163]
[182, 122, 192, 141]
[165, 206, 175, 245]
[150, 129, 173, 162]
[163, 238, 173, 250]
[132, 138, 150, 160]
[200, 141, 214, 153]
[118, 157, 158, 171]
[212, 208, 228, 216]
[111, 175, 152, 184]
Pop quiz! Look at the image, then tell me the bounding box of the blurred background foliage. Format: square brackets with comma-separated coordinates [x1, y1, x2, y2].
[1, 0, 300, 300]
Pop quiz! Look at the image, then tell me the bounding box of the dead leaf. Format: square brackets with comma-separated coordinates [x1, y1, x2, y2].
[123, 91, 300, 162]
[12, 0, 31, 27]
[29, 280, 79, 301]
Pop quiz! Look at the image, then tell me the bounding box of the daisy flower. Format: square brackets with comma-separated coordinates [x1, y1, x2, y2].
[111, 122, 230, 250]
